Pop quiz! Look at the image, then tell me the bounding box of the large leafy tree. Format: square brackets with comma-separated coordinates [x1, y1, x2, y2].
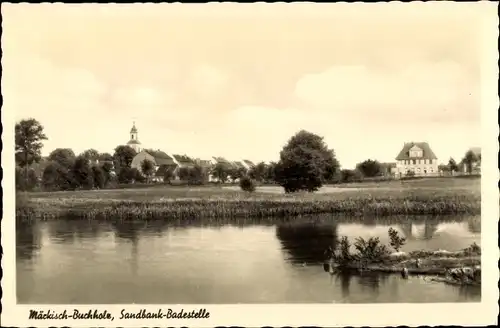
[275, 130, 340, 193]
[447, 157, 459, 173]
[211, 162, 230, 183]
[249, 162, 268, 182]
[113, 145, 137, 173]
[15, 118, 48, 185]
[462, 150, 479, 174]
[80, 149, 100, 162]
[48, 148, 76, 168]
[141, 159, 156, 183]
[356, 159, 382, 178]
[72, 156, 94, 189]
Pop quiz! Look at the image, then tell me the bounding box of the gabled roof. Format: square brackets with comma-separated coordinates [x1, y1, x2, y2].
[243, 159, 255, 167]
[144, 149, 176, 166]
[233, 161, 246, 169]
[213, 156, 231, 163]
[173, 154, 194, 164]
[395, 142, 437, 160]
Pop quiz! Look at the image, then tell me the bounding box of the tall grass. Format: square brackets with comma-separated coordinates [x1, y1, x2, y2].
[17, 193, 480, 220]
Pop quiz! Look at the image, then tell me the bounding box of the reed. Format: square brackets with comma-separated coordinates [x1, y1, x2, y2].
[17, 192, 480, 220]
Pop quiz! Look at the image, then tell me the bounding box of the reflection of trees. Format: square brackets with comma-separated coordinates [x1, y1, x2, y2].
[110, 221, 148, 276]
[423, 222, 438, 240]
[467, 217, 481, 233]
[400, 222, 414, 240]
[332, 272, 388, 298]
[48, 220, 102, 243]
[276, 223, 338, 265]
[16, 220, 41, 261]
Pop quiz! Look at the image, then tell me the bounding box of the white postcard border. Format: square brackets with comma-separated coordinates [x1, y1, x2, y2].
[1, 2, 498, 327]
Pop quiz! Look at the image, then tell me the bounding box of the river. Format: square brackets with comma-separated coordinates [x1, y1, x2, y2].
[16, 215, 481, 304]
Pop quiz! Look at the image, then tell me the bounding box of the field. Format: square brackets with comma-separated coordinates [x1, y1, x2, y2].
[17, 176, 481, 220]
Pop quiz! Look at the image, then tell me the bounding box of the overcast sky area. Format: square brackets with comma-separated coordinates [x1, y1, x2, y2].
[3, 3, 484, 168]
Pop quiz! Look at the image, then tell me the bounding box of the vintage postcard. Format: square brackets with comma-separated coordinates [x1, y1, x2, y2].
[1, 2, 498, 327]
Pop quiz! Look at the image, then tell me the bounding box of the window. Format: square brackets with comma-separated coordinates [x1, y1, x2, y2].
[429, 159, 433, 164]
[412, 159, 416, 165]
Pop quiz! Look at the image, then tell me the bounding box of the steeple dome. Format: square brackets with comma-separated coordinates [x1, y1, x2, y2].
[130, 121, 138, 134]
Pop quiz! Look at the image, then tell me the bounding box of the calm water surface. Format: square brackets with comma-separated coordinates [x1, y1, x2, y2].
[17, 216, 481, 304]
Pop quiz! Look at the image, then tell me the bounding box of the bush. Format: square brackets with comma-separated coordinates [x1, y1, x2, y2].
[388, 227, 406, 252]
[239, 176, 256, 192]
[353, 236, 390, 264]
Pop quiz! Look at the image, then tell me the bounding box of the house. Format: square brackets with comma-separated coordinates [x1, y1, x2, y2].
[131, 149, 178, 182]
[380, 162, 397, 177]
[394, 142, 438, 177]
[172, 154, 195, 169]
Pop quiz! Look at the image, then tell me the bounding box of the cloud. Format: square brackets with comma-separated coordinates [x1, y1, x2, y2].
[294, 61, 479, 124]
[189, 64, 229, 98]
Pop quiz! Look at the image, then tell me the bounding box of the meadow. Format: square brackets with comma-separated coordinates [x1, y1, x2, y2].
[16, 176, 481, 220]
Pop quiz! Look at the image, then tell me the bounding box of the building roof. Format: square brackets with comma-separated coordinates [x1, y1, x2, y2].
[173, 154, 194, 164]
[233, 161, 246, 169]
[395, 142, 437, 160]
[243, 159, 255, 167]
[144, 149, 177, 166]
[127, 139, 141, 145]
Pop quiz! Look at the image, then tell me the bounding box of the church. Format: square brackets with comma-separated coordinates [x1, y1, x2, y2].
[126, 122, 142, 153]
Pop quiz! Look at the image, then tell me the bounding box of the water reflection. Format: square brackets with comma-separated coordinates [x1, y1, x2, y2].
[16, 220, 41, 261]
[16, 215, 481, 304]
[276, 222, 338, 265]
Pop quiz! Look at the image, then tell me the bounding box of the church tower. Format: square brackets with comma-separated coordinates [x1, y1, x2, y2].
[127, 121, 142, 153]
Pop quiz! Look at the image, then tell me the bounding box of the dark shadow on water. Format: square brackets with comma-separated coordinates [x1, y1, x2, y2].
[16, 220, 41, 261]
[332, 271, 389, 298]
[275, 222, 338, 265]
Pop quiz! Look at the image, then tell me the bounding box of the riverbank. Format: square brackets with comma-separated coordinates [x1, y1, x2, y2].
[325, 246, 481, 286]
[16, 177, 480, 220]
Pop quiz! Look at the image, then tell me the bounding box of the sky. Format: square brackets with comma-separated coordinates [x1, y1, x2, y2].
[2, 3, 486, 169]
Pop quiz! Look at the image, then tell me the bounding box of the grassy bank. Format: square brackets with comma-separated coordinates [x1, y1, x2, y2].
[325, 240, 481, 287]
[16, 177, 481, 220]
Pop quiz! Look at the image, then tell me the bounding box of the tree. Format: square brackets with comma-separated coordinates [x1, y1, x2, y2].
[388, 227, 406, 252]
[113, 145, 137, 173]
[356, 159, 382, 178]
[211, 162, 230, 183]
[249, 162, 268, 182]
[16, 167, 38, 191]
[161, 166, 175, 184]
[230, 166, 247, 182]
[42, 161, 74, 191]
[48, 148, 76, 168]
[80, 149, 100, 162]
[462, 150, 479, 174]
[239, 176, 256, 192]
[118, 167, 135, 184]
[340, 169, 363, 183]
[101, 161, 114, 183]
[178, 167, 191, 181]
[447, 157, 459, 173]
[72, 156, 94, 189]
[140, 159, 156, 183]
[275, 130, 339, 193]
[91, 165, 106, 189]
[265, 162, 278, 183]
[188, 165, 208, 185]
[15, 118, 48, 187]
[98, 152, 113, 162]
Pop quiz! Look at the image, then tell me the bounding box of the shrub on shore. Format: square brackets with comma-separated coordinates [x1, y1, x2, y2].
[239, 176, 256, 192]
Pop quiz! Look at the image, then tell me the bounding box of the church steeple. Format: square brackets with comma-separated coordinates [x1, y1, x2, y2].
[127, 121, 142, 152]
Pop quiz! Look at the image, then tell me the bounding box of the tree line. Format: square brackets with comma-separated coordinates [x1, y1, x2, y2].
[14, 118, 481, 193]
